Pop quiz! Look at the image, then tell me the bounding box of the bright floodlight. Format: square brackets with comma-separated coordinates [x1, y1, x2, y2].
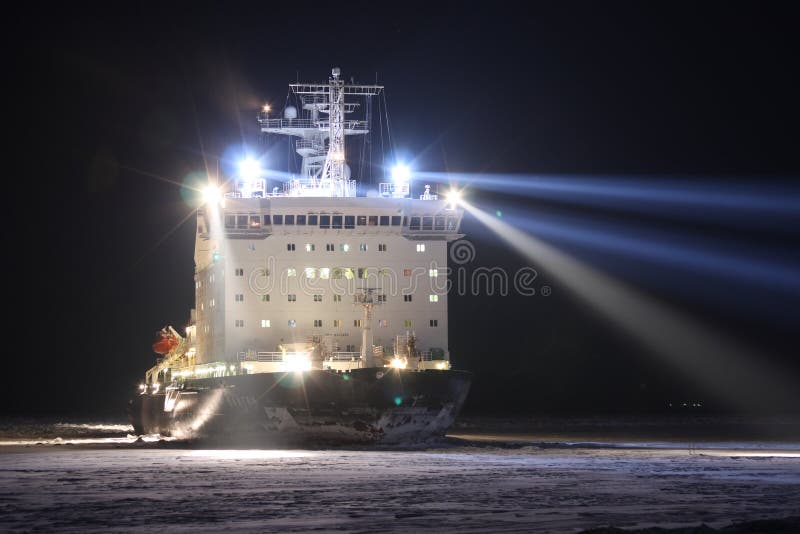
[203, 185, 221, 206]
[391, 164, 411, 183]
[445, 189, 462, 205]
[238, 157, 263, 180]
[262, 103, 271, 113]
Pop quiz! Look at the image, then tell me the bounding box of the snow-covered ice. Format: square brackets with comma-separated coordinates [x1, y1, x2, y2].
[1, 417, 799, 532]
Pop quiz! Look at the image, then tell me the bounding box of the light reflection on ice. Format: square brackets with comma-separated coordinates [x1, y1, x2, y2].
[184, 450, 314, 460]
[54, 423, 133, 432]
[0, 435, 170, 447]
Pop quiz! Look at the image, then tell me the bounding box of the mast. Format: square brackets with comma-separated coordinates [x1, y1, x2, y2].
[322, 67, 346, 196]
[258, 67, 383, 197]
[356, 288, 380, 368]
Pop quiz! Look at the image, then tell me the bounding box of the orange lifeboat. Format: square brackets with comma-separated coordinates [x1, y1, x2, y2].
[152, 328, 179, 354]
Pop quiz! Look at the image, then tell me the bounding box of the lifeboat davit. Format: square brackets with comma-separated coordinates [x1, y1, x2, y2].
[152, 328, 179, 354]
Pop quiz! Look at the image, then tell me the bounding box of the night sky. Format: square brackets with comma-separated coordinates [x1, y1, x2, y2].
[6, 3, 799, 416]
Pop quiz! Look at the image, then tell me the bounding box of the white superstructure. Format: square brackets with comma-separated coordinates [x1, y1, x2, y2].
[169, 68, 464, 381]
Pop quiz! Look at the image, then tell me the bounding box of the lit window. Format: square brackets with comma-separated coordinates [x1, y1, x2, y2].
[354, 319, 363, 327]
[313, 295, 323, 302]
[403, 294, 413, 302]
[235, 294, 244, 302]
[287, 268, 297, 277]
[429, 269, 438, 277]
[416, 243, 426, 252]
[304, 267, 317, 279]
[209, 274, 215, 283]
[287, 243, 296, 251]
[333, 295, 342, 302]
[261, 320, 271, 328]
[314, 319, 323, 327]
[430, 319, 439, 327]
[288, 294, 296, 302]
[319, 267, 330, 279]
[200, 302, 204, 311]
[288, 319, 296, 328]
[404, 320, 413, 328]
[429, 294, 439, 302]
[305, 243, 315, 252]
[359, 243, 368, 251]
[210, 299, 215, 307]
[357, 268, 368, 279]
[334, 319, 342, 328]
[379, 319, 388, 327]
[341, 244, 350, 252]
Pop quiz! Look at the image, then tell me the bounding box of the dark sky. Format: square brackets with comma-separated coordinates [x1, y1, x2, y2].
[5, 3, 799, 416]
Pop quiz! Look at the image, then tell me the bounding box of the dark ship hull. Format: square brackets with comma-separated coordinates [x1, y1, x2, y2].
[129, 368, 471, 445]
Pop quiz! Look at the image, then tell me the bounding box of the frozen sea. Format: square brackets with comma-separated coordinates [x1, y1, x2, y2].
[1, 415, 799, 533]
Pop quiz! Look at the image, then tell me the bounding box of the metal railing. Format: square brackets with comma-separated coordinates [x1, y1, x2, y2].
[295, 139, 325, 152]
[327, 352, 362, 361]
[238, 351, 284, 362]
